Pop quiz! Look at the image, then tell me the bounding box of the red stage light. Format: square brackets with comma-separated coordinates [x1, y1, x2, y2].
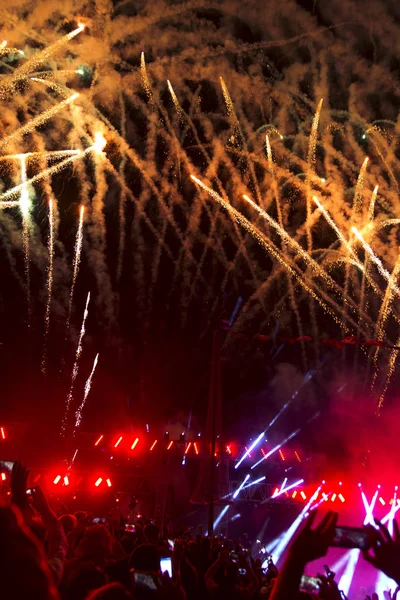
[94, 435, 104, 446]
[64, 476, 69, 486]
[0, 427, 5, 440]
[379, 497, 386, 506]
[131, 438, 139, 450]
[261, 448, 266, 457]
[226, 445, 232, 455]
[300, 491, 307, 500]
[273, 487, 279, 496]
[1, 473, 6, 481]
[292, 490, 297, 498]
[331, 493, 337, 502]
[245, 446, 252, 458]
[33, 474, 41, 483]
[150, 440, 158, 451]
[114, 436, 123, 448]
[194, 442, 199, 455]
[279, 449, 285, 461]
[185, 442, 192, 455]
[294, 451, 301, 463]
[53, 475, 61, 485]
[95, 477, 103, 487]
[106, 478, 112, 487]
[338, 494, 345, 503]
[167, 441, 173, 450]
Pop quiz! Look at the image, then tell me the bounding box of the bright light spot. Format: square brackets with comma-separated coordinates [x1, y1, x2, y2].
[292, 490, 297, 498]
[320, 177, 326, 182]
[300, 491, 307, 500]
[0, 427, 5, 440]
[106, 478, 112, 487]
[1, 41, 7, 49]
[95, 477, 102, 487]
[1, 473, 6, 481]
[331, 493, 337, 502]
[64, 476, 69, 486]
[76, 68, 85, 75]
[322, 480, 326, 484]
[379, 497, 386, 506]
[362, 133, 366, 139]
[131, 437, 139, 450]
[114, 436, 123, 448]
[279, 134, 284, 140]
[94, 434, 103, 446]
[53, 475, 61, 484]
[338, 494, 345, 503]
[19, 50, 25, 56]
[78, 23, 85, 30]
[150, 440, 158, 451]
[94, 133, 106, 153]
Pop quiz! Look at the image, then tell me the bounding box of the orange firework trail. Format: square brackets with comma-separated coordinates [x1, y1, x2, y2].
[66, 205, 85, 337]
[61, 291, 90, 437]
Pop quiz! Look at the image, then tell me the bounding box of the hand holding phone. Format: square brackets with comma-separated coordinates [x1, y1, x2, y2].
[160, 557, 172, 578]
[331, 526, 369, 550]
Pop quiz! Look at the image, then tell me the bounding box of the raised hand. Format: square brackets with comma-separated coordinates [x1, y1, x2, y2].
[31, 486, 52, 517]
[288, 510, 338, 565]
[11, 461, 29, 509]
[363, 520, 400, 585]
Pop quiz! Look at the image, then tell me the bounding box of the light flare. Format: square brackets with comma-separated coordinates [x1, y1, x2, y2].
[66, 205, 85, 337]
[74, 353, 100, 432]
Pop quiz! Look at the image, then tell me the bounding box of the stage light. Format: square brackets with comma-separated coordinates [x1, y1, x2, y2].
[295, 451, 301, 463]
[292, 491, 297, 498]
[1, 473, 6, 481]
[213, 505, 229, 530]
[164, 432, 170, 441]
[233, 474, 251, 499]
[338, 494, 345, 503]
[194, 442, 199, 455]
[0, 427, 5, 440]
[179, 432, 185, 442]
[273, 479, 304, 499]
[114, 436, 123, 448]
[339, 482, 343, 486]
[64, 476, 69, 486]
[378, 484, 381, 489]
[379, 497, 386, 506]
[279, 449, 285, 461]
[338, 549, 360, 597]
[273, 485, 321, 563]
[33, 474, 41, 483]
[167, 441, 173, 450]
[95, 477, 102, 487]
[53, 475, 61, 485]
[396, 486, 398, 491]
[106, 478, 112, 487]
[362, 489, 379, 525]
[185, 442, 192, 454]
[243, 476, 266, 489]
[261, 448, 266, 457]
[226, 445, 232, 454]
[130, 438, 139, 450]
[235, 432, 264, 469]
[358, 483, 362, 488]
[300, 491, 307, 500]
[94, 434, 104, 446]
[273, 487, 279, 496]
[150, 440, 158, 451]
[331, 493, 337, 502]
[322, 480, 326, 485]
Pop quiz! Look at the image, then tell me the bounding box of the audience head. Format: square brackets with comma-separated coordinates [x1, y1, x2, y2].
[143, 522, 160, 546]
[86, 583, 132, 599]
[63, 563, 107, 600]
[75, 524, 113, 567]
[59, 513, 77, 535]
[0, 504, 59, 599]
[130, 544, 160, 572]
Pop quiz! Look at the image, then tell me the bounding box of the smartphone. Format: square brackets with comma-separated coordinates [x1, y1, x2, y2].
[132, 571, 158, 591]
[332, 526, 369, 550]
[125, 523, 136, 533]
[0, 461, 14, 474]
[92, 517, 106, 525]
[160, 557, 172, 578]
[238, 568, 247, 576]
[300, 575, 322, 594]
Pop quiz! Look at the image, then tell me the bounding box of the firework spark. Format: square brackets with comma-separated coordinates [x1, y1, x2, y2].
[61, 291, 90, 437]
[74, 352, 99, 432]
[41, 198, 55, 373]
[66, 205, 85, 337]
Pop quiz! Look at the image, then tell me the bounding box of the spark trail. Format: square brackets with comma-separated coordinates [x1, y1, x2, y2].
[74, 352, 99, 432]
[61, 291, 90, 437]
[191, 175, 346, 328]
[66, 205, 85, 337]
[41, 198, 54, 373]
[19, 155, 31, 321]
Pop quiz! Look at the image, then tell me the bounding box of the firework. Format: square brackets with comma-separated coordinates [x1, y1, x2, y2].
[41, 198, 54, 373]
[61, 291, 90, 436]
[74, 352, 99, 432]
[66, 205, 85, 337]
